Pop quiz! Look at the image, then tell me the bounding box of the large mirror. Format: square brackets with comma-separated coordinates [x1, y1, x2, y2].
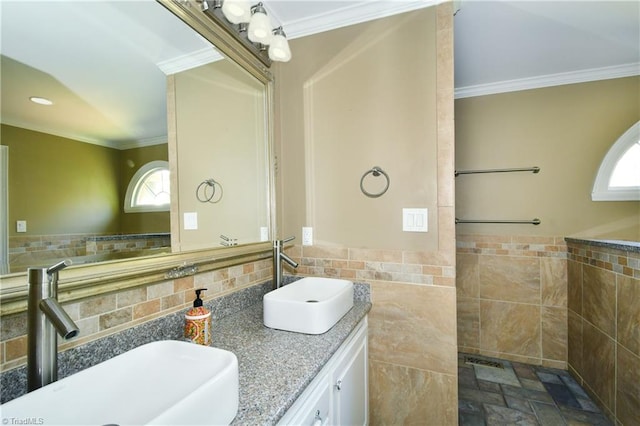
[0, 0, 272, 277]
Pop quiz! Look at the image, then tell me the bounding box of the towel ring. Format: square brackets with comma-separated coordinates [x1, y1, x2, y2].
[360, 166, 390, 198]
[196, 178, 223, 203]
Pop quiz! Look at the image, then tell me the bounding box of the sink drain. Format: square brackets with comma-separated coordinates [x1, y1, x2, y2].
[464, 356, 504, 369]
[305, 300, 319, 303]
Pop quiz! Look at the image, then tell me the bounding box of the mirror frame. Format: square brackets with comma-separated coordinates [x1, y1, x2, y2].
[0, 0, 276, 315]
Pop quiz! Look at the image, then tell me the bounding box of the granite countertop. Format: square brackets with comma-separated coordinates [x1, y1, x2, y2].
[565, 237, 640, 253]
[211, 301, 371, 425]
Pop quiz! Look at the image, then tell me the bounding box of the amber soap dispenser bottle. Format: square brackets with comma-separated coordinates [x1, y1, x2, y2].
[184, 288, 212, 345]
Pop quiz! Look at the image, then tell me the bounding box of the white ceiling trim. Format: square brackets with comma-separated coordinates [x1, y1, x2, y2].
[284, 0, 441, 40]
[455, 62, 640, 99]
[157, 47, 222, 75]
[117, 136, 168, 150]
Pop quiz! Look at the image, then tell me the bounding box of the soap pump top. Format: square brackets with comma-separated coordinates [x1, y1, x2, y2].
[193, 288, 206, 307]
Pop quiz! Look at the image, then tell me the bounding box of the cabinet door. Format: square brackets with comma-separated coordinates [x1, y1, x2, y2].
[332, 329, 368, 425]
[278, 375, 331, 426]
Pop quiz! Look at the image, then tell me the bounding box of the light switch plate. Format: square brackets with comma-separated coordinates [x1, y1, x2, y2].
[16, 220, 27, 233]
[260, 227, 269, 241]
[184, 212, 198, 230]
[302, 227, 313, 246]
[403, 208, 428, 232]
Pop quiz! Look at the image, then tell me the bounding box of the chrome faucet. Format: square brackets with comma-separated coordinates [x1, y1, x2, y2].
[27, 260, 79, 392]
[273, 236, 298, 289]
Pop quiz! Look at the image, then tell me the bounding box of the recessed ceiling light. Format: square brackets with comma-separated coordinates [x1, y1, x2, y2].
[29, 96, 53, 106]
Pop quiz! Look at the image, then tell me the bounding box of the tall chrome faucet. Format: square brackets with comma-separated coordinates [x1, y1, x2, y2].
[27, 260, 79, 392]
[273, 236, 298, 289]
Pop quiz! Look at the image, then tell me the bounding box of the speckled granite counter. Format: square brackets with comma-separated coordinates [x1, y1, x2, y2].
[565, 237, 640, 253]
[215, 301, 371, 425]
[0, 279, 371, 426]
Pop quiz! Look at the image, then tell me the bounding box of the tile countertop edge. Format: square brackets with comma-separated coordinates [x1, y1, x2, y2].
[219, 301, 372, 425]
[565, 237, 640, 253]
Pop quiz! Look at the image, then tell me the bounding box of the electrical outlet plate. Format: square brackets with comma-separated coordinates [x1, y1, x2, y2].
[302, 227, 313, 246]
[184, 212, 198, 230]
[16, 220, 27, 233]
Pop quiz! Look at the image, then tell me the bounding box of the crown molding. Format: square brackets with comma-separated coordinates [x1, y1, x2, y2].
[455, 62, 640, 99]
[156, 47, 222, 75]
[116, 136, 168, 150]
[284, 0, 441, 40]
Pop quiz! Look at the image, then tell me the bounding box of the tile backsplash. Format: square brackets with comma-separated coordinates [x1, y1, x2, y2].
[0, 259, 272, 372]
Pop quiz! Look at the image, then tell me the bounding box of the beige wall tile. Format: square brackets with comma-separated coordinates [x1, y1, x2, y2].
[5, 336, 27, 362]
[583, 264, 616, 337]
[99, 307, 132, 330]
[349, 248, 403, 263]
[456, 253, 479, 298]
[79, 294, 117, 318]
[617, 274, 640, 356]
[173, 276, 194, 293]
[116, 287, 147, 308]
[369, 283, 457, 375]
[567, 310, 583, 373]
[147, 281, 174, 300]
[133, 299, 161, 320]
[1, 312, 27, 340]
[480, 300, 541, 358]
[480, 256, 540, 304]
[75, 317, 100, 336]
[567, 260, 582, 315]
[457, 297, 479, 349]
[616, 344, 640, 426]
[541, 257, 567, 307]
[541, 306, 567, 362]
[582, 321, 615, 411]
[161, 293, 184, 310]
[369, 360, 457, 426]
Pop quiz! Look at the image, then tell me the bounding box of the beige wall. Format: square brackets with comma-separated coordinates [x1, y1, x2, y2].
[2, 124, 121, 235]
[1, 124, 169, 237]
[170, 60, 269, 251]
[276, 4, 457, 424]
[455, 76, 640, 240]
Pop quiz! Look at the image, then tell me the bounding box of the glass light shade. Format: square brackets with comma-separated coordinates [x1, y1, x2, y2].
[221, 0, 250, 24]
[268, 33, 291, 62]
[248, 9, 272, 44]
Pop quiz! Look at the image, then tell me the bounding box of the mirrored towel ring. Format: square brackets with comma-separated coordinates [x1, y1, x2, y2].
[360, 166, 390, 198]
[196, 178, 224, 203]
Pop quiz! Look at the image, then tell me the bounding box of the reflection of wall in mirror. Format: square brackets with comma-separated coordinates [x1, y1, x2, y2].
[1, 124, 169, 272]
[172, 60, 268, 251]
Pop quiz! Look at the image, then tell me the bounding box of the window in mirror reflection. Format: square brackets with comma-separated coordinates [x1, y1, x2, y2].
[125, 161, 170, 212]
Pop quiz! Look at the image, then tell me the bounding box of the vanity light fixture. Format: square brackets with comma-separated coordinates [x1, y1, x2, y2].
[205, 0, 292, 65]
[220, 0, 250, 24]
[247, 3, 272, 45]
[268, 27, 291, 62]
[29, 96, 53, 106]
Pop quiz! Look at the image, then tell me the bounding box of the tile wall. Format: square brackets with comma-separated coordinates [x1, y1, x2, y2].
[285, 241, 459, 425]
[8, 233, 170, 273]
[567, 239, 640, 425]
[456, 234, 568, 369]
[0, 258, 272, 373]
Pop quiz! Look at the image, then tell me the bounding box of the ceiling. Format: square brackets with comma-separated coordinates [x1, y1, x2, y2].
[1, 0, 638, 148]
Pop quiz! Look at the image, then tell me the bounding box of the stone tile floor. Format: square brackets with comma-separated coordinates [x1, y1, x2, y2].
[458, 353, 612, 425]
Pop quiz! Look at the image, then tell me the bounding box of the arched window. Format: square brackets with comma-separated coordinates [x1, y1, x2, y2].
[124, 161, 170, 212]
[592, 121, 640, 201]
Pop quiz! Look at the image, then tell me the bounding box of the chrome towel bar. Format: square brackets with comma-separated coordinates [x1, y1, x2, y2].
[455, 166, 540, 176]
[455, 218, 541, 225]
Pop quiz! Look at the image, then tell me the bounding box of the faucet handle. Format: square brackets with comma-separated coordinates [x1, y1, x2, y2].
[47, 259, 72, 275]
[282, 236, 295, 243]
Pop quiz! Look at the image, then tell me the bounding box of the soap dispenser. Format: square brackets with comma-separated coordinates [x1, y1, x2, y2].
[184, 288, 212, 346]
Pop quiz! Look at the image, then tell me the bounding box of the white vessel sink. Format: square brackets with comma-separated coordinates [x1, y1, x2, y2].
[1, 340, 238, 425]
[264, 277, 354, 334]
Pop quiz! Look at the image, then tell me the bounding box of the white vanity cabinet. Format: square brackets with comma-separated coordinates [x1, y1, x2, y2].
[278, 317, 368, 426]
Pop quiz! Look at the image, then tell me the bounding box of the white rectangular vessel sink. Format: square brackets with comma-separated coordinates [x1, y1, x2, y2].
[264, 277, 354, 334]
[1, 340, 238, 425]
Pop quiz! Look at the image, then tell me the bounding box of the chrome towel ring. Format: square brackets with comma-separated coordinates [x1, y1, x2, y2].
[196, 178, 223, 203]
[360, 166, 390, 198]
